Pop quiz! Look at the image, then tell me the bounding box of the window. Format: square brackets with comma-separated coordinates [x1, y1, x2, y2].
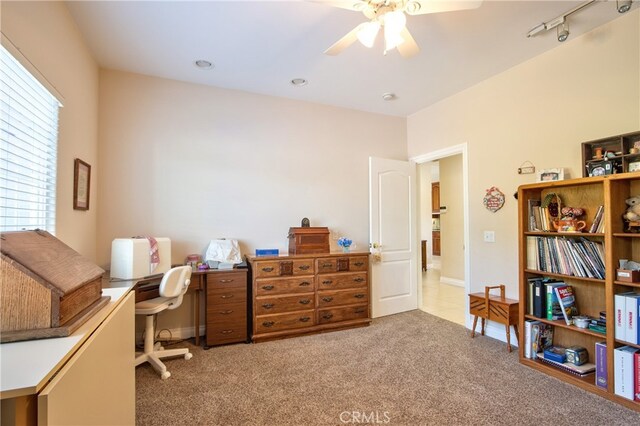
[0, 45, 61, 233]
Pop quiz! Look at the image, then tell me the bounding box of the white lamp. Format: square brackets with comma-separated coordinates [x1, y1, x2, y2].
[383, 10, 406, 51]
[357, 21, 381, 48]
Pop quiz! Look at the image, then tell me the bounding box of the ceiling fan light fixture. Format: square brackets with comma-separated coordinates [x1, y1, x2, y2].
[356, 21, 381, 48]
[617, 0, 632, 13]
[194, 59, 213, 69]
[383, 10, 407, 51]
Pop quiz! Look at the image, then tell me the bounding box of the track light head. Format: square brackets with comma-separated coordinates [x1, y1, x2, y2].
[617, 0, 632, 13]
[557, 21, 569, 42]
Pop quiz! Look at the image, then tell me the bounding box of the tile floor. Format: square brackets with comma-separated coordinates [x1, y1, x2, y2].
[420, 267, 466, 326]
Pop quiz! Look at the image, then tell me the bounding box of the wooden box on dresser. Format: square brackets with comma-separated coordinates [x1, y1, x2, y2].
[518, 174, 640, 413]
[247, 253, 370, 342]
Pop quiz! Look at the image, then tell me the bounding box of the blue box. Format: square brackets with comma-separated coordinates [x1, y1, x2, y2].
[255, 248, 279, 256]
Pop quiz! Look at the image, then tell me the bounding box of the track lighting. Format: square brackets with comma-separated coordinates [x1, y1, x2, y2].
[557, 20, 569, 42]
[617, 0, 632, 13]
[526, 1, 595, 41]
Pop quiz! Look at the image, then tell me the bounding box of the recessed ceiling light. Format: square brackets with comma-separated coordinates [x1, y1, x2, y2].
[291, 78, 308, 86]
[382, 93, 396, 101]
[194, 60, 214, 69]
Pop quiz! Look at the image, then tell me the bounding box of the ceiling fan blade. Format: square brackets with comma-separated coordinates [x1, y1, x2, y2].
[312, 0, 369, 12]
[405, 0, 483, 15]
[324, 23, 365, 56]
[396, 26, 420, 58]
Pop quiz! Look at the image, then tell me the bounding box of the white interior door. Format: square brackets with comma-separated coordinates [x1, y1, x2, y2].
[369, 157, 418, 318]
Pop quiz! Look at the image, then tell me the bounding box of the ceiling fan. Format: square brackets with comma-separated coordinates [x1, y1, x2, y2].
[322, 1, 483, 57]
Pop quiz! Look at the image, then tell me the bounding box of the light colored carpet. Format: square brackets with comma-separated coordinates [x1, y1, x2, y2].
[136, 310, 640, 425]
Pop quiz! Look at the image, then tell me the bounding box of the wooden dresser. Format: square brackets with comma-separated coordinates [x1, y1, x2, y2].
[201, 269, 248, 348]
[247, 252, 370, 342]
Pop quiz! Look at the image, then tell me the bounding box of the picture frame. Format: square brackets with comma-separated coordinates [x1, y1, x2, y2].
[73, 158, 91, 210]
[536, 168, 564, 182]
[630, 161, 640, 172]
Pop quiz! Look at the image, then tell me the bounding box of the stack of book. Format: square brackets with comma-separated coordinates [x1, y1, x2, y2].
[537, 347, 596, 377]
[525, 236, 605, 279]
[588, 205, 605, 233]
[523, 320, 553, 360]
[614, 346, 640, 401]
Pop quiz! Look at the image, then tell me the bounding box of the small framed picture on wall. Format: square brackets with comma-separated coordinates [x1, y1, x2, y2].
[536, 168, 564, 182]
[73, 158, 91, 210]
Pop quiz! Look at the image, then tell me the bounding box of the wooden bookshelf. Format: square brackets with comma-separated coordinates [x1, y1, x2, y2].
[518, 175, 640, 412]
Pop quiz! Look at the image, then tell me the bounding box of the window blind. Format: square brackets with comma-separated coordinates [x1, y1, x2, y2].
[0, 45, 61, 233]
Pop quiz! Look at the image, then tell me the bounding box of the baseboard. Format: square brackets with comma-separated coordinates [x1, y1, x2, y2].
[439, 276, 464, 287]
[465, 317, 519, 349]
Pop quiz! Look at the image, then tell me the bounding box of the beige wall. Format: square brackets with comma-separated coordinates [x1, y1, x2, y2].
[98, 70, 407, 334]
[439, 155, 464, 282]
[1, 1, 100, 260]
[408, 10, 640, 300]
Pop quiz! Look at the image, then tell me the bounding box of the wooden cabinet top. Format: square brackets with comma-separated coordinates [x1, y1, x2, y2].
[246, 252, 369, 262]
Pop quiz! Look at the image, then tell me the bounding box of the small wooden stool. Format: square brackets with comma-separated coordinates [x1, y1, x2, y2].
[469, 285, 519, 352]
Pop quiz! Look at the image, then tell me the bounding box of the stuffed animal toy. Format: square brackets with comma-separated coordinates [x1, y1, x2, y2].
[623, 196, 640, 222]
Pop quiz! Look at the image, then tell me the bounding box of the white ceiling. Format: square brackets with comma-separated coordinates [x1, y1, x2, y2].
[66, 1, 636, 117]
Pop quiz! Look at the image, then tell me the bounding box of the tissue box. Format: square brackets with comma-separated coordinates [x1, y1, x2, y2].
[616, 269, 640, 283]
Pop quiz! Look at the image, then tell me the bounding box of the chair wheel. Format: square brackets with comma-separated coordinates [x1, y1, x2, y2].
[161, 371, 171, 380]
[185, 353, 193, 360]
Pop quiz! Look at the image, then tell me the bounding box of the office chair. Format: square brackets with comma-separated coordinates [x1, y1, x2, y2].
[134, 265, 193, 379]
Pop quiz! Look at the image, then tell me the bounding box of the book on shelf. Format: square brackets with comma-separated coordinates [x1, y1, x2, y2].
[554, 285, 578, 326]
[635, 351, 640, 402]
[625, 293, 640, 345]
[615, 292, 635, 341]
[524, 320, 540, 359]
[537, 351, 596, 377]
[531, 323, 553, 360]
[614, 346, 639, 401]
[545, 281, 564, 321]
[528, 199, 541, 231]
[588, 205, 604, 233]
[543, 346, 567, 363]
[595, 342, 607, 389]
[528, 277, 545, 318]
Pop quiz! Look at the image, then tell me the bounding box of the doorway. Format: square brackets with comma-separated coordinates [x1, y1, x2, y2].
[413, 144, 470, 327]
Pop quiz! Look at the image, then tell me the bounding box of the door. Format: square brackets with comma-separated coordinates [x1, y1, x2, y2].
[369, 157, 418, 318]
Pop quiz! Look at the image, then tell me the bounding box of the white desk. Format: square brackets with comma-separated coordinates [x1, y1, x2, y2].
[1, 283, 136, 425]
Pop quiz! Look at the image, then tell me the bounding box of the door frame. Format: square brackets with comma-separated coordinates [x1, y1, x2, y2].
[411, 143, 471, 328]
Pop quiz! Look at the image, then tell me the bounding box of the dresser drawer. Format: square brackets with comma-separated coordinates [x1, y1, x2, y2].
[207, 286, 246, 305]
[253, 259, 314, 278]
[255, 293, 315, 315]
[317, 288, 368, 308]
[255, 311, 315, 333]
[317, 305, 368, 324]
[205, 324, 247, 346]
[255, 276, 315, 296]
[206, 271, 246, 289]
[316, 256, 368, 273]
[317, 272, 367, 290]
[207, 300, 246, 320]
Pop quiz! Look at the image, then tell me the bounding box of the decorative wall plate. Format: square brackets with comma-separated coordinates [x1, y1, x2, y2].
[483, 186, 505, 212]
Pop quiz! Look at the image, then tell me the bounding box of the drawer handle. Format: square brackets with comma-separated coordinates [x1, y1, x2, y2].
[354, 294, 365, 299]
[219, 279, 234, 283]
[220, 294, 234, 299]
[354, 261, 365, 267]
[321, 263, 332, 268]
[355, 308, 366, 314]
[298, 265, 310, 270]
[262, 321, 275, 328]
[353, 277, 365, 283]
[219, 310, 234, 315]
[322, 313, 334, 320]
[322, 280, 333, 285]
[262, 267, 274, 272]
[322, 296, 334, 302]
[221, 330, 234, 334]
[262, 285, 274, 290]
[299, 299, 311, 305]
[299, 316, 311, 322]
[299, 281, 311, 286]
[262, 303, 274, 309]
